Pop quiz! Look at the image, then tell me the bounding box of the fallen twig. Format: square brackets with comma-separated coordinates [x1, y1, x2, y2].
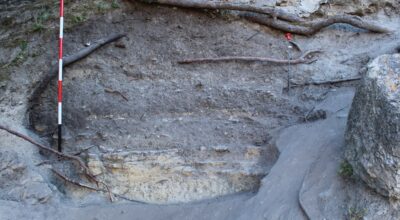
[291, 76, 362, 87]
[289, 41, 302, 52]
[104, 88, 129, 101]
[246, 31, 260, 41]
[72, 145, 97, 156]
[0, 125, 97, 183]
[35, 160, 54, 166]
[241, 13, 390, 36]
[28, 33, 126, 109]
[178, 50, 322, 64]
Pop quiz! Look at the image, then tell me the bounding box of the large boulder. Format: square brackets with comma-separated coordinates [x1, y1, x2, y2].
[345, 54, 400, 198]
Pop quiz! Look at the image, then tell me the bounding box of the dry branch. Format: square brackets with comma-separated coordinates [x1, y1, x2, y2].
[104, 88, 129, 101]
[28, 33, 126, 108]
[51, 168, 99, 191]
[72, 145, 96, 156]
[0, 125, 96, 182]
[291, 76, 362, 87]
[135, 0, 303, 22]
[241, 13, 390, 36]
[36, 160, 53, 166]
[178, 50, 322, 64]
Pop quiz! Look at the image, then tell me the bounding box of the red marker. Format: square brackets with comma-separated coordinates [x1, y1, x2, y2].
[285, 33, 293, 41]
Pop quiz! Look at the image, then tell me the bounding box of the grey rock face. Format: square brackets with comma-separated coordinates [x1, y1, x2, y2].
[345, 54, 400, 199]
[0, 151, 53, 204]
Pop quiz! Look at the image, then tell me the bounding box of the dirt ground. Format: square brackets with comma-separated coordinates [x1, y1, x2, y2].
[1, 0, 400, 219]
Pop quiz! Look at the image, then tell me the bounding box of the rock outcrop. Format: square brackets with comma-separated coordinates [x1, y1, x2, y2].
[345, 54, 400, 199]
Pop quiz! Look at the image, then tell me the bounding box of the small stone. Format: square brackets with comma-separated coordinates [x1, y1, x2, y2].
[34, 124, 47, 132]
[199, 146, 207, 151]
[303, 109, 327, 122]
[114, 42, 126, 49]
[87, 159, 105, 176]
[245, 147, 262, 159]
[195, 82, 204, 90]
[212, 145, 230, 153]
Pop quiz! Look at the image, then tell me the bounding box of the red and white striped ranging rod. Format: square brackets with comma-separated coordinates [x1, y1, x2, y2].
[57, 0, 64, 152]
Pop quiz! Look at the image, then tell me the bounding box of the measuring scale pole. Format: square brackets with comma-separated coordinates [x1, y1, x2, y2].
[58, 0, 64, 152]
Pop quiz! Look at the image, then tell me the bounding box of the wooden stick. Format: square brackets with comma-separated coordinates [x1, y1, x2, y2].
[178, 50, 322, 64]
[242, 13, 390, 36]
[36, 160, 53, 166]
[104, 88, 129, 101]
[72, 145, 96, 156]
[291, 76, 362, 87]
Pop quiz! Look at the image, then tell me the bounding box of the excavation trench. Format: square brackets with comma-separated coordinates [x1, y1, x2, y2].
[28, 74, 287, 204]
[28, 67, 288, 204]
[27, 2, 338, 204]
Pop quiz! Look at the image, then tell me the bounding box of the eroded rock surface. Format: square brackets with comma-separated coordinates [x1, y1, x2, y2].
[345, 54, 400, 199]
[88, 145, 276, 203]
[0, 151, 53, 204]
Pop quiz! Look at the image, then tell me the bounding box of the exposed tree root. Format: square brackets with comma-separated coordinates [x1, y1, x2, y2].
[178, 50, 322, 64]
[28, 33, 126, 110]
[0, 125, 139, 202]
[0, 125, 147, 203]
[51, 168, 99, 191]
[36, 160, 53, 166]
[133, 0, 389, 35]
[0, 124, 97, 183]
[72, 145, 97, 156]
[241, 13, 390, 36]
[51, 168, 146, 203]
[51, 168, 115, 202]
[134, 0, 303, 22]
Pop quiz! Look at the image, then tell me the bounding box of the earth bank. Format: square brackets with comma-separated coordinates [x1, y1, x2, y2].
[1, 0, 400, 219]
